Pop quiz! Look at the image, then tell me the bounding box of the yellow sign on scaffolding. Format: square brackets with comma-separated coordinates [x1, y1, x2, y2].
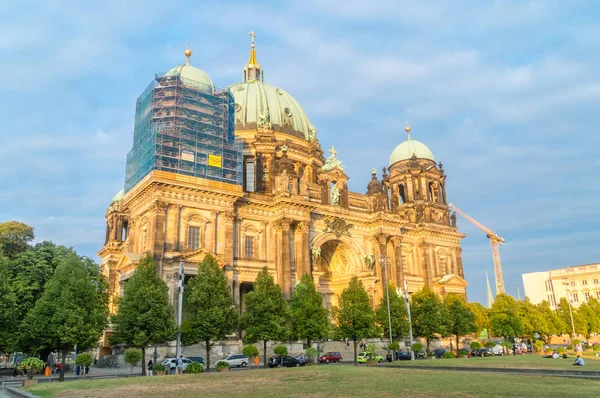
[208, 154, 222, 168]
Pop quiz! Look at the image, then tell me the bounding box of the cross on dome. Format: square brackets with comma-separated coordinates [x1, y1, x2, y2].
[249, 31, 257, 48]
[329, 146, 337, 157]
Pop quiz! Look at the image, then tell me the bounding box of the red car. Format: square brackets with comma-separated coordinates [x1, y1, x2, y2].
[319, 352, 342, 363]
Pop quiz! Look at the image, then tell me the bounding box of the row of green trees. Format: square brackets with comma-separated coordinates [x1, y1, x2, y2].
[0, 222, 109, 381]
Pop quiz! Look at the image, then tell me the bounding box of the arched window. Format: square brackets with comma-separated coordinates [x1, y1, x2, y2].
[399, 184, 407, 204]
[428, 182, 435, 202]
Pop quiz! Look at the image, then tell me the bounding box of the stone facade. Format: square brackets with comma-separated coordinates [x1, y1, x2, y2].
[98, 123, 468, 318]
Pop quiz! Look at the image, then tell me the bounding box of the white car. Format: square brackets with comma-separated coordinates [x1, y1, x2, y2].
[161, 357, 197, 374]
[219, 354, 249, 368]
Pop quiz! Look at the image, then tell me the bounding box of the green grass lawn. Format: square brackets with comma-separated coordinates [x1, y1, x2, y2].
[26, 364, 600, 398]
[391, 353, 600, 371]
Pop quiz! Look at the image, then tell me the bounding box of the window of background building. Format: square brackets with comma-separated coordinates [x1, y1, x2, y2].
[245, 236, 254, 258]
[572, 293, 579, 302]
[188, 226, 200, 250]
[594, 278, 599, 285]
[245, 159, 255, 192]
[550, 295, 556, 307]
[597, 292, 600, 300]
[585, 292, 590, 301]
[582, 280, 588, 286]
[571, 281, 576, 286]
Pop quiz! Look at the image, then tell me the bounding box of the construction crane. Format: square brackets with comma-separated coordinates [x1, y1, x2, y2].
[449, 203, 506, 295]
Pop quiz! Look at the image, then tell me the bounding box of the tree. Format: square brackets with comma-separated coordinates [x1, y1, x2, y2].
[515, 298, 548, 343]
[536, 300, 565, 339]
[467, 302, 490, 335]
[75, 353, 93, 367]
[556, 298, 586, 337]
[289, 274, 330, 347]
[242, 267, 289, 367]
[182, 254, 239, 370]
[242, 344, 259, 363]
[375, 283, 409, 342]
[0, 256, 17, 352]
[444, 293, 476, 351]
[331, 276, 376, 366]
[489, 294, 523, 340]
[124, 349, 142, 374]
[111, 255, 176, 376]
[0, 221, 34, 259]
[575, 301, 600, 344]
[411, 285, 447, 352]
[19, 253, 108, 381]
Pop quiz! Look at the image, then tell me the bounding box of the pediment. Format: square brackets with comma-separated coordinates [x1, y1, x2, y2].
[435, 273, 468, 287]
[174, 248, 225, 267]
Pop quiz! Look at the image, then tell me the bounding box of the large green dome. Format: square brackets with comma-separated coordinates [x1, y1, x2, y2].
[164, 48, 214, 93]
[227, 80, 313, 140]
[389, 137, 435, 165]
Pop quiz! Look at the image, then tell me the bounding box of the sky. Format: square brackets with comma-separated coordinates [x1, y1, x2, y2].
[1, 0, 599, 305]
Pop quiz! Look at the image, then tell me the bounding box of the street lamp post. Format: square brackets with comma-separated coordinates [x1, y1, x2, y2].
[380, 254, 393, 347]
[403, 280, 415, 361]
[562, 278, 576, 338]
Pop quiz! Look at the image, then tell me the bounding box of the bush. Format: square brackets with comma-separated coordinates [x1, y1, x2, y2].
[556, 347, 565, 354]
[567, 345, 573, 351]
[17, 357, 46, 380]
[365, 345, 378, 356]
[501, 342, 512, 350]
[443, 351, 456, 359]
[75, 353, 93, 367]
[124, 349, 142, 373]
[305, 347, 318, 364]
[274, 345, 288, 356]
[242, 345, 260, 360]
[215, 361, 229, 371]
[388, 341, 400, 351]
[470, 341, 481, 350]
[152, 363, 167, 372]
[186, 362, 204, 374]
[427, 352, 435, 357]
[534, 340, 544, 352]
[572, 339, 581, 346]
[484, 341, 496, 349]
[593, 345, 600, 352]
[458, 350, 469, 356]
[411, 343, 423, 353]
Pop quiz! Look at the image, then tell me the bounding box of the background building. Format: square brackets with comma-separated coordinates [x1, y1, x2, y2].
[98, 38, 469, 351]
[522, 263, 600, 309]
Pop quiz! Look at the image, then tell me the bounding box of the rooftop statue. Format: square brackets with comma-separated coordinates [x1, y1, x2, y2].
[322, 146, 345, 172]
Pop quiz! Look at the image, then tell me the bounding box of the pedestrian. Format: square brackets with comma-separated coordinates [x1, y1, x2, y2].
[12, 361, 19, 378]
[147, 360, 153, 376]
[85, 365, 89, 375]
[177, 355, 184, 375]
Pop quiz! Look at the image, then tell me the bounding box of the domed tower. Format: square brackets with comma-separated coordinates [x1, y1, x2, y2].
[226, 32, 324, 196]
[386, 124, 450, 226]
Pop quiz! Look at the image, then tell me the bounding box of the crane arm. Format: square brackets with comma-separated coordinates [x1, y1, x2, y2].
[448, 203, 504, 244]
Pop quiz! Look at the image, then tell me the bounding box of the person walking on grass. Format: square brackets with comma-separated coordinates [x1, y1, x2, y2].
[147, 360, 153, 376]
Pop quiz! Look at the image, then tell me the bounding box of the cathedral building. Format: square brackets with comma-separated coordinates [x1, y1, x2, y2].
[98, 36, 468, 333]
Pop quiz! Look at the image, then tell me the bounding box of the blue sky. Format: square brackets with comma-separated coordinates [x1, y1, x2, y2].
[1, 0, 598, 305]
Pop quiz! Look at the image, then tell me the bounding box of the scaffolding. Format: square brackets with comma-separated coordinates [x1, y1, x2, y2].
[125, 73, 243, 193]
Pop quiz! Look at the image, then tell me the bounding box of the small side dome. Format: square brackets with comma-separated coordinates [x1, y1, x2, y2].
[164, 46, 215, 93]
[112, 188, 125, 202]
[389, 124, 435, 165]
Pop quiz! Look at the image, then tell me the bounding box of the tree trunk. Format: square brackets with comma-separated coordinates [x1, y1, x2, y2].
[426, 338, 431, 353]
[263, 340, 268, 368]
[205, 339, 211, 370]
[59, 349, 66, 382]
[353, 338, 358, 366]
[141, 347, 146, 376]
[456, 334, 460, 354]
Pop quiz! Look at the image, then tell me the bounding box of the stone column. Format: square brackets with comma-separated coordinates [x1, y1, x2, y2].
[174, 205, 183, 250]
[275, 218, 293, 299]
[456, 248, 464, 277]
[222, 212, 235, 265]
[150, 201, 168, 274]
[391, 236, 404, 289]
[296, 221, 311, 277]
[420, 243, 433, 287]
[208, 210, 218, 253]
[375, 234, 389, 297]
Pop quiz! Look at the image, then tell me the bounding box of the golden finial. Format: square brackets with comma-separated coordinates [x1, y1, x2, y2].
[405, 122, 411, 139]
[184, 45, 192, 65]
[249, 31, 257, 49]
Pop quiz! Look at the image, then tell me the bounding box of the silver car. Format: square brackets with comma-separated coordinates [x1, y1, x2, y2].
[220, 354, 249, 368]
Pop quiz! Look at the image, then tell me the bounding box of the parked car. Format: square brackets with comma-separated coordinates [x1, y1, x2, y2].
[433, 349, 446, 358]
[395, 350, 412, 361]
[187, 356, 205, 365]
[356, 352, 384, 363]
[219, 354, 249, 368]
[473, 348, 494, 357]
[319, 352, 342, 363]
[161, 357, 196, 374]
[268, 356, 305, 368]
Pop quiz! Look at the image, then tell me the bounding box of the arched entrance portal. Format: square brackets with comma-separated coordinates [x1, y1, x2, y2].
[313, 237, 375, 309]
